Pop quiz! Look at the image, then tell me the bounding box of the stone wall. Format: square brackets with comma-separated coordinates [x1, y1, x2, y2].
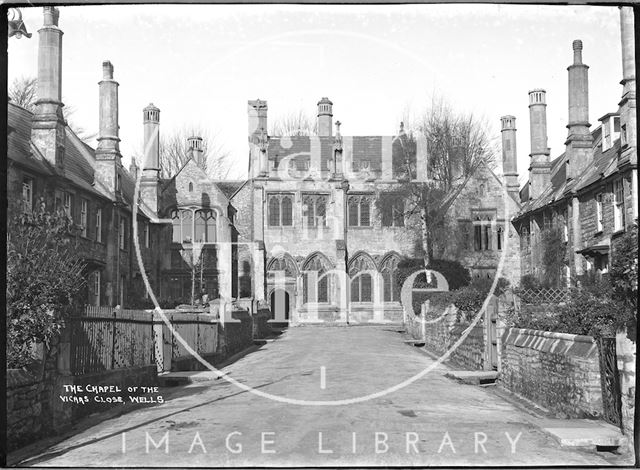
[616, 330, 636, 439]
[499, 328, 602, 418]
[7, 369, 49, 452]
[405, 305, 486, 371]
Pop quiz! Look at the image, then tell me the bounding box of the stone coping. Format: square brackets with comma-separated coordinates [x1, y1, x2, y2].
[508, 327, 594, 344]
[504, 328, 597, 357]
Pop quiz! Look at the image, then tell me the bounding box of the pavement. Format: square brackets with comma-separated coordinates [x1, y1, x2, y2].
[12, 326, 631, 467]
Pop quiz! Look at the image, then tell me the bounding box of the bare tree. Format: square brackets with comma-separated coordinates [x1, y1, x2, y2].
[392, 96, 496, 275]
[269, 109, 317, 136]
[133, 126, 232, 180]
[8, 76, 37, 112]
[8, 76, 97, 144]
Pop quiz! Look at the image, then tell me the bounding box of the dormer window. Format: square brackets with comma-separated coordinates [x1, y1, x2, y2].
[600, 113, 621, 151]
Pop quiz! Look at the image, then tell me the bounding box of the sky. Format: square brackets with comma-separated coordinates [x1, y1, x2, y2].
[8, 4, 625, 182]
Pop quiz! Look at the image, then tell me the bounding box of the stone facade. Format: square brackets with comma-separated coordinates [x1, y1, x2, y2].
[513, 11, 637, 284]
[500, 328, 603, 419]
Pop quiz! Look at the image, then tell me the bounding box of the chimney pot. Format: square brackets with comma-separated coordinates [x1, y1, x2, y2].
[102, 61, 113, 79]
[572, 39, 583, 64]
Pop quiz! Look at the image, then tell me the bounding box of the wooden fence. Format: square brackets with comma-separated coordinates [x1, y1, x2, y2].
[516, 288, 569, 305]
[69, 306, 155, 375]
[69, 306, 221, 375]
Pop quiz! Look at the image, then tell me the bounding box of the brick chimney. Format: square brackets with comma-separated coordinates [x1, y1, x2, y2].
[618, 7, 636, 166]
[94, 60, 123, 194]
[317, 97, 333, 137]
[500, 115, 519, 198]
[188, 136, 204, 168]
[31, 7, 66, 171]
[565, 40, 593, 181]
[140, 104, 160, 213]
[527, 90, 551, 200]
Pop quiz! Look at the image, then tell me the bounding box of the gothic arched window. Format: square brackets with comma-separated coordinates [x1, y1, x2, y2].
[347, 195, 372, 227]
[380, 255, 401, 302]
[268, 193, 294, 227]
[497, 226, 503, 251]
[349, 255, 376, 302]
[303, 255, 330, 304]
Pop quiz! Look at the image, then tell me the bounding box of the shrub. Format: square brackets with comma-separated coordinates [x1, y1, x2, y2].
[396, 258, 470, 292]
[520, 274, 541, 291]
[7, 205, 86, 368]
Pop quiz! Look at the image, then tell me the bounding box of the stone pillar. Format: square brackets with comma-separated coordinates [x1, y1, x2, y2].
[528, 90, 551, 199]
[616, 330, 636, 443]
[252, 241, 266, 304]
[501, 115, 519, 199]
[216, 214, 233, 302]
[31, 7, 66, 171]
[335, 240, 348, 323]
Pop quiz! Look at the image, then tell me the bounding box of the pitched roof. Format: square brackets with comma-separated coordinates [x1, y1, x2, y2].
[217, 180, 246, 199]
[7, 103, 55, 175]
[515, 125, 621, 218]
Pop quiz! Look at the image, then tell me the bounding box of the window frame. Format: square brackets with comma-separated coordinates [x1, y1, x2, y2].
[80, 199, 88, 237]
[347, 194, 373, 227]
[613, 179, 625, 232]
[95, 207, 102, 243]
[596, 193, 604, 233]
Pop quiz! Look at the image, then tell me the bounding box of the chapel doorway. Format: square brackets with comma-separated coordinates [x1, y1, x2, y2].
[270, 289, 290, 321]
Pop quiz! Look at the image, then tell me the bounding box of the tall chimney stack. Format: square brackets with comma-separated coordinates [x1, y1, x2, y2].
[317, 97, 333, 137]
[31, 7, 65, 170]
[96, 61, 121, 160]
[500, 115, 519, 198]
[141, 103, 160, 212]
[565, 39, 593, 181]
[188, 136, 205, 168]
[94, 60, 123, 195]
[527, 90, 551, 200]
[618, 7, 636, 166]
[247, 99, 268, 177]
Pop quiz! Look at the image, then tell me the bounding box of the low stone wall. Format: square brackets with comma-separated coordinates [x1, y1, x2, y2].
[499, 328, 602, 418]
[7, 369, 48, 451]
[405, 305, 485, 371]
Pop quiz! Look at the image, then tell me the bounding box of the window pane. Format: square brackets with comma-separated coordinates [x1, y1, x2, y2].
[474, 225, 482, 251]
[383, 271, 391, 302]
[181, 210, 193, 242]
[348, 200, 359, 226]
[172, 212, 181, 243]
[281, 196, 293, 226]
[317, 198, 326, 226]
[268, 196, 280, 226]
[206, 213, 216, 242]
[195, 211, 206, 242]
[351, 277, 360, 302]
[360, 200, 370, 226]
[393, 201, 404, 227]
[318, 274, 328, 303]
[361, 274, 372, 302]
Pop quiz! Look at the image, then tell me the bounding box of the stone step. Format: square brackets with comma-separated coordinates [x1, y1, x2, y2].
[538, 419, 628, 449]
[444, 370, 499, 385]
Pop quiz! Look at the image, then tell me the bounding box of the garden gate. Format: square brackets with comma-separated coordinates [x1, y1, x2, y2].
[598, 337, 622, 428]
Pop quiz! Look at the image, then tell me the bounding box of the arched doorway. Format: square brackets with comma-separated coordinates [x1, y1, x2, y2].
[270, 289, 290, 321]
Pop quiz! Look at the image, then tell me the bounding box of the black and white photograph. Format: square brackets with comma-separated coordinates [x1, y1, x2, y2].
[4, 1, 638, 467]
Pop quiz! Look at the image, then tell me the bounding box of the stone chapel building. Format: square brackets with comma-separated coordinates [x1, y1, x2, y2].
[8, 7, 522, 325]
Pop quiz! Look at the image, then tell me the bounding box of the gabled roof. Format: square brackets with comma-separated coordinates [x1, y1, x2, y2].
[217, 180, 246, 199]
[8, 102, 55, 175]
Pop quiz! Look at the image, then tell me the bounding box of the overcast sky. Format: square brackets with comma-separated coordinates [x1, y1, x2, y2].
[8, 4, 625, 182]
